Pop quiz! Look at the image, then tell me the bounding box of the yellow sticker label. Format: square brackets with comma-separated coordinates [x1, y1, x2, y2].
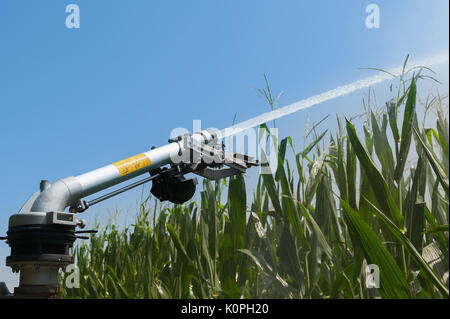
[113, 153, 152, 176]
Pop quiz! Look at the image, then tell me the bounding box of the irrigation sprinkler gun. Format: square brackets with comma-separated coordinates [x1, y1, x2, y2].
[0, 129, 258, 298]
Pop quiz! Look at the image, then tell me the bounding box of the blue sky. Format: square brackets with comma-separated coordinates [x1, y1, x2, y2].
[0, 0, 448, 289]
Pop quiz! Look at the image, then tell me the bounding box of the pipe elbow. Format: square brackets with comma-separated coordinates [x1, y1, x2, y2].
[29, 177, 83, 212]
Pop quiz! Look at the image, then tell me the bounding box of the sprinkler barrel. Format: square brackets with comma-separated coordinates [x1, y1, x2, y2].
[1, 129, 258, 298]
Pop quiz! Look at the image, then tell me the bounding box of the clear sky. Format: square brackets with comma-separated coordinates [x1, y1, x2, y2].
[0, 0, 448, 290]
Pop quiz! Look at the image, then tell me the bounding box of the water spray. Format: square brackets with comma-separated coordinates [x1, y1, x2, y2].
[220, 52, 449, 138]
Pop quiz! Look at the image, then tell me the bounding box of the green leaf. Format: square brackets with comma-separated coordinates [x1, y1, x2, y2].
[166, 223, 191, 262]
[364, 197, 449, 298]
[238, 249, 291, 293]
[404, 154, 427, 255]
[394, 77, 416, 181]
[339, 199, 412, 299]
[371, 112, 395, 179]
[425, 225, 449, 234]
[346, 138, 357, 210]
[387, 100, 400, 143]
[261, 151, 283, 213]
[299, 203, 333, 260]
[300, 130, 328, 157]
[413, 127, 449, 197]
[346, 119, 404, 227]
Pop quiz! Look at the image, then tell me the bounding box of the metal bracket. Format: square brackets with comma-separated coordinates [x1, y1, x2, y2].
[183, 135, 259, 179]
[46, 211, 77, 226]
[191, 166, 241, 181]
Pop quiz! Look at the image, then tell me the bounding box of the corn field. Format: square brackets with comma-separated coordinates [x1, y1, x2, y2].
[61, 67, 449, 299]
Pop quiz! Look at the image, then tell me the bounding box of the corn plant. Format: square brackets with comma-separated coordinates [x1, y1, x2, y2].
[61, 66, 449, 299]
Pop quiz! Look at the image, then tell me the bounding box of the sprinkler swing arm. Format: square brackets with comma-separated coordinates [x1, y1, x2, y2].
[71, 130, 258, 211]
[0, 129, 258, 298]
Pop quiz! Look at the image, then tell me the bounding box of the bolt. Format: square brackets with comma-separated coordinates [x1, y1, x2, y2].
[40, 180, 50, 192]
[77, 219, 86, 229]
